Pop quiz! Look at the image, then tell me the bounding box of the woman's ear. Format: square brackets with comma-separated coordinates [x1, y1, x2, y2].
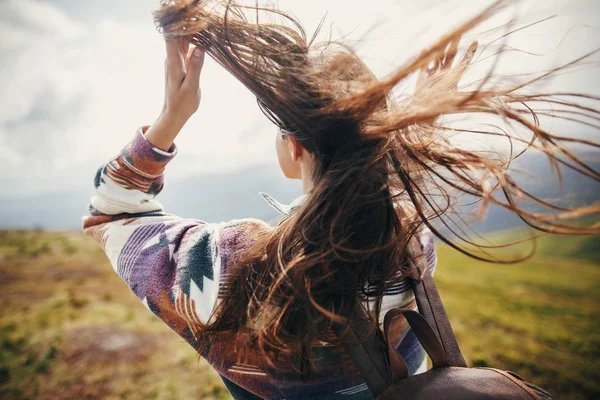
[287, 136, 304, 162]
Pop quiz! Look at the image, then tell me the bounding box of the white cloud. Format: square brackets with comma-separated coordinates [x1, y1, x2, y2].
[0, 0, 84, 51]
[0, 0, 598, 197]
[0, 0, 277, 195]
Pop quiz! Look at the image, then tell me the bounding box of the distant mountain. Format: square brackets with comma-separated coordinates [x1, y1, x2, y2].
[0, 165, 301, 230]
[469, 154, 599, 233]
[159, 165, 301, 222]
[0, 153, 597, 232]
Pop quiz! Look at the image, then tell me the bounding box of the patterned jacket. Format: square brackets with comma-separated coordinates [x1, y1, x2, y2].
[83, 127, 437, 399]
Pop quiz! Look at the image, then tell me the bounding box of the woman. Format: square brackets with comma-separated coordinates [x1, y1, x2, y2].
[83, 0, 599, 398]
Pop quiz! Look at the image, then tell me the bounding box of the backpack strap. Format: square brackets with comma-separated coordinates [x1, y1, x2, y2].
[384, 308, 451, 368]
[331, 302, 408, 397]
[409, 266, 467, 367]
[331, 266, 467, 397]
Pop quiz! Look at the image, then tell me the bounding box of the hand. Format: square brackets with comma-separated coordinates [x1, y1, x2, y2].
[145, 38, 206, 151]
[416, 38, 478, 95]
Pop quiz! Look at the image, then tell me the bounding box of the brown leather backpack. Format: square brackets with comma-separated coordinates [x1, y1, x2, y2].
[332, 267, 555, 399]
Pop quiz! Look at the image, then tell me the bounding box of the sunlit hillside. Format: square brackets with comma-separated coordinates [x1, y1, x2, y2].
[0, 230, 598, 399]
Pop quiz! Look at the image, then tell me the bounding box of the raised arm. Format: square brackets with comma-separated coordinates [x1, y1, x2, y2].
[82, 38, 268, 348]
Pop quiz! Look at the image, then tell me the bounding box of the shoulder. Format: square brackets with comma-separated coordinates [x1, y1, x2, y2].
[213, 218, 273, 273]
[216, 218, 273, 246]
[175, 218, 271, 271]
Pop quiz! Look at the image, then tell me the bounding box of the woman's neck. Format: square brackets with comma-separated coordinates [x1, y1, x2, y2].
[300, 162, 314, 194]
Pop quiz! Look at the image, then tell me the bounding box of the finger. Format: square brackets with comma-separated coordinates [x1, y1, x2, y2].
[165, 38, 183, 63]
[180, 37, 191, 62]
[417, 50, 430, 75]
[165, 38, 185, 82]
[183, 46, 205, 91]
[442, 39, 459, 70]
[460, 41, 478, 68]
[184, 45, 195, 69]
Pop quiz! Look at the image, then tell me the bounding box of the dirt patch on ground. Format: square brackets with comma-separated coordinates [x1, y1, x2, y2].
[43, 265, 105, 282]
[61, 325, 160, 365]
[26, 326, 171, 400]
[37, 382, 113, 400]
[0, 270, 20, 285]
[0, 287, 53, 303]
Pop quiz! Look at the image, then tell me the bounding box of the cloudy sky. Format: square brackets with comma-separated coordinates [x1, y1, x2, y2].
[0, 0, 598, 199]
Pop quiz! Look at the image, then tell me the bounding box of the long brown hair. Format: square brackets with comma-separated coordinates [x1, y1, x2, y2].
[154, 0, 599, 375]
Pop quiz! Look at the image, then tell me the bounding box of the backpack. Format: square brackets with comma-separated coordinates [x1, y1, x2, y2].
[332, 266, 555, 399]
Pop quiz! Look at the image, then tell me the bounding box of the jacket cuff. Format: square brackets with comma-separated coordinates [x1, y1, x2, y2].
[119, 126, 177, 178]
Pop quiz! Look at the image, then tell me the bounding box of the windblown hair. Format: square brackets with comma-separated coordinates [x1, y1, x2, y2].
[155, 0, 600, 376]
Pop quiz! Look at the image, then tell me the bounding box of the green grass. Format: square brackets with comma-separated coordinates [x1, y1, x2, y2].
[0, 231, 230, 400]
[435, 233, 600, 400]
[0, 230, 598, 399]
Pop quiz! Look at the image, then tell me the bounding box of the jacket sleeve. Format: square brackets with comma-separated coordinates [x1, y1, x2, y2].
[82, 127, 265, 348]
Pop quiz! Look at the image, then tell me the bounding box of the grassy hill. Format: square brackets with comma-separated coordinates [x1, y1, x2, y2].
[0, 230, 598, 399]
[435, 231, 599, 399]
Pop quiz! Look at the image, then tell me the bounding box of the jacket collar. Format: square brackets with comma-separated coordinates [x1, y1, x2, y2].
[259, 192, 308, 216]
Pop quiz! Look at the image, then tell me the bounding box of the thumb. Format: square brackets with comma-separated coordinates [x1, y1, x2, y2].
[184, 46, 205, 90]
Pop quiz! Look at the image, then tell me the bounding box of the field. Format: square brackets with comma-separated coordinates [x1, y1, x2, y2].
[0, 230, 598, 399]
